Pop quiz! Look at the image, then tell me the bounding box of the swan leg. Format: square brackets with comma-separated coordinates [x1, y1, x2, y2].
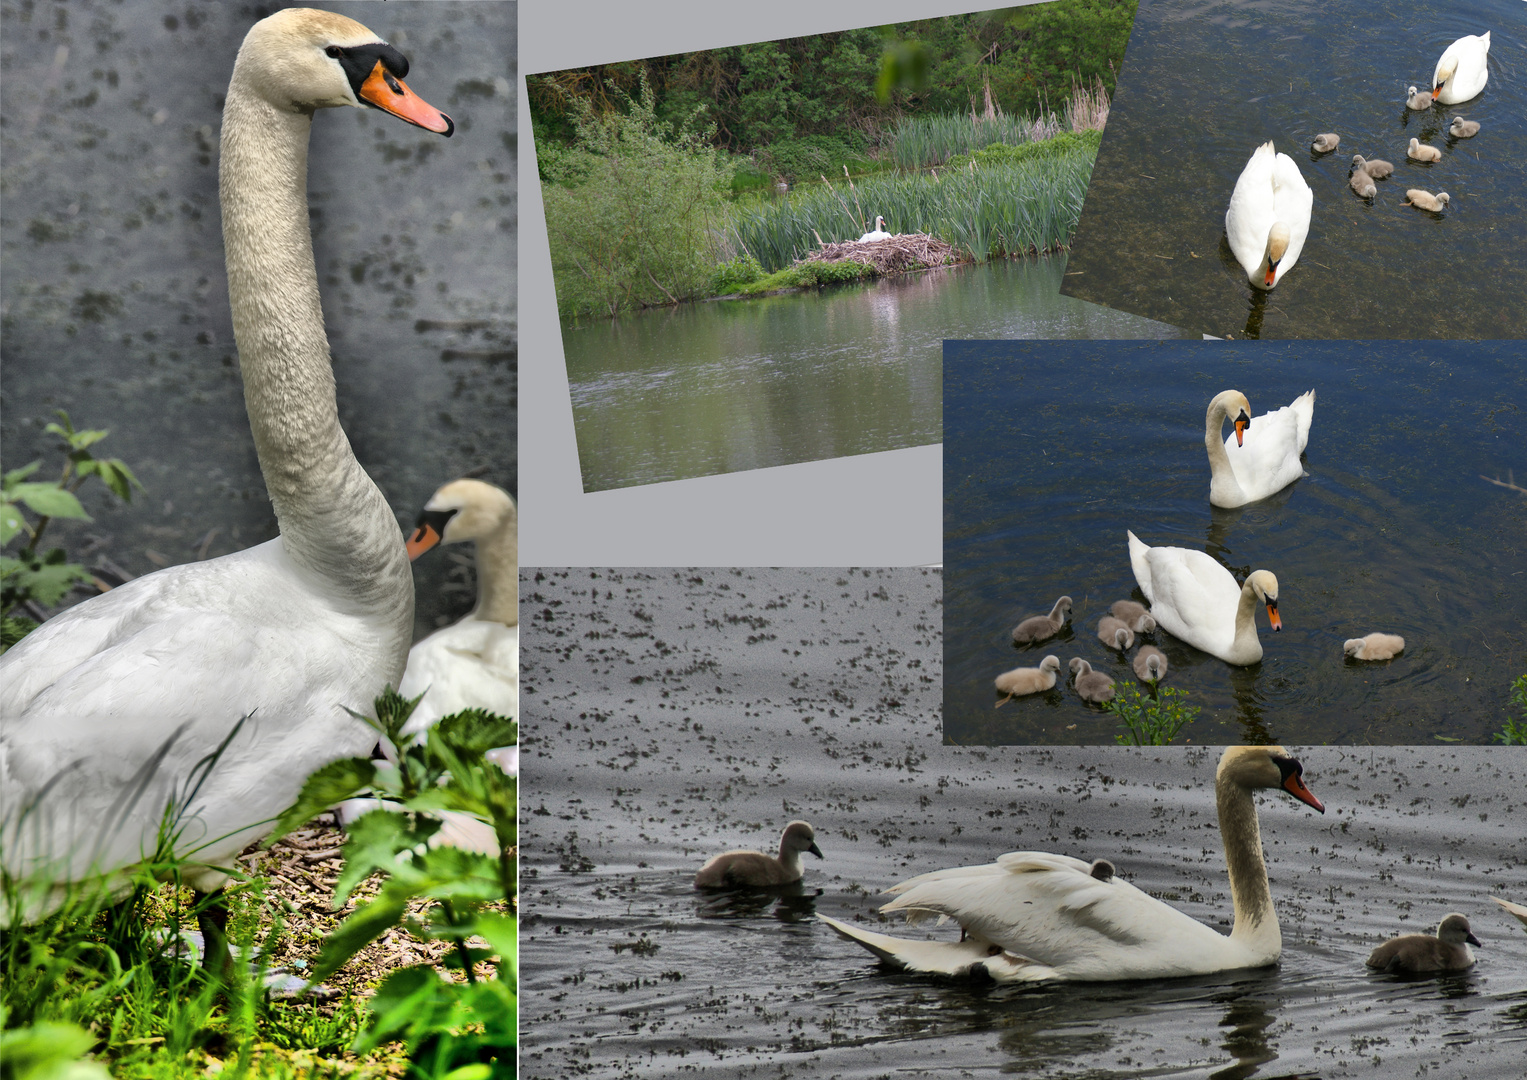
[195, 888, 234, 977]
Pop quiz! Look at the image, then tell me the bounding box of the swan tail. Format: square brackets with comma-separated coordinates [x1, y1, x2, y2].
[1126, 531, 1154, 603]
[1491, 896, 1527, 929]
[818, 915, 1055, 982]
[1291, 389, 1316, 453]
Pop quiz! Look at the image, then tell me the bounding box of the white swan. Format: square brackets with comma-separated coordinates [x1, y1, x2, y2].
[0, 9, 453, 921]
[1127, 531, 1280, 665]
[1225, 141, 1313, 290]
[398, 479, 518, 739]
[1204, 389, 1316, 508]
[1431, 32, 1490, 105]
[858, 215, 891, 242]
[820, 746, 1325, 981]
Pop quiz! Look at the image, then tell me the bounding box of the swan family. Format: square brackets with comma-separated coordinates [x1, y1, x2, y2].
[0, 9, 454, 924]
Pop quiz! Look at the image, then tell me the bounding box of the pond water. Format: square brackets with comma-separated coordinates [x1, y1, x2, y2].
[1061, 0, 1527, 339]
[562, 256, 1182, 492]
[943, 340, 1526, 746]
[0, 1, 516, 641]
[519, 568, 1527, 1080]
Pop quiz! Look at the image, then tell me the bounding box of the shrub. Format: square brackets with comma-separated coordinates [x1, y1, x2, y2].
[1497, 674, 1527, 745]
[710, 252, 766, 294]
[1107, 682, 1200, 746]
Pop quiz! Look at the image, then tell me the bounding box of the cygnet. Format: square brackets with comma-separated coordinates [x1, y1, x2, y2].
[1109, 600, 1156, 634]
[1349, 169, 1377, 199]
[1133, 644, 1168, 684]
[1089, 859, 1115, 881]
[695, 821, 824, 889]
[1407, 138, 1442, 162]
[994, 655, 1061, 705]
[1402, 189, 1449, 212]
[1352, 154, 1394, 179]
[1449, 117, 1480, 138]
[1366, 913, 1480, 974]
[1069, 657, 1116, 704]
[1311, 132, 1340, 153]
[1405, 85, 1433, 111]
[1012, 595, 1072, 644]
[1344, 632, 1406, 660]
[1097, 615, 1135, 652]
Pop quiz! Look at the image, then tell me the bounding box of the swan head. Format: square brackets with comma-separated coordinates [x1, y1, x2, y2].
[1211, 390, 1253, 445]
[1040, 655, 1062, 674]
[782, 821, 824, 860]
[1217, 746, 1325, 813]
[234, 8, 453, 135]
[405, 478, 517, 559]
[1436, 913, 1481, 947]
[1432, 60, 1456, 100]
[1245, 570, 1280, 631]
[1262, 222, 1291, 288]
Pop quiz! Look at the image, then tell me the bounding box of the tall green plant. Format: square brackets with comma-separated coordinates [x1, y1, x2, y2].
[1497, 674, 1527, 745]
[1107, 683, 1200, 746]
[541, 74, 735, 318]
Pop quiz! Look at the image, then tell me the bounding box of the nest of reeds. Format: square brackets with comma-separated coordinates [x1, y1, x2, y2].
[803, 232, 959, 275]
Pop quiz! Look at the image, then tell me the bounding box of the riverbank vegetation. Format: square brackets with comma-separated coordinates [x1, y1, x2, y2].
[533, 2, 1136, 319]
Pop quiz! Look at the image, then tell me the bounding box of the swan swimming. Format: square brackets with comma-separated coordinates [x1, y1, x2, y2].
[0, 9, 453, 930]
[1203, 389, 1316, 508]
[1225, 142, 1313, 290]
[820, 746, 1325, 981]
[1431, 32, 1490, 104]
[1127, 532, 1280, 666]
[695, 821, 823, 888]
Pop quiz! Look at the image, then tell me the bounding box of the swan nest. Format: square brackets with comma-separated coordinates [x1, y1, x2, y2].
[803, 232, 958, 275]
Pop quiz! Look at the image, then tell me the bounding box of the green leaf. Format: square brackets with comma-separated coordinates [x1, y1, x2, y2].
[268, 757, 376, 844]
[53, 427, 109, 452]
[332, 804, 440, 903]
[8, 552, 92, 606]
[436, 709, 518, 757]
[97, 459, 142, 501]
[3, 461, 41, 491]
[353, 965, 449, 1053]
[10, 484, 90, 521]
[1, 503, 24, 547]
[310, 894, 411, 984]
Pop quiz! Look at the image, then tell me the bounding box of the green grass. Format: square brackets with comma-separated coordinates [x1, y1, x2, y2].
[1107, 683, 1200, 746]
[1496, 674, 1527, 745]
[724, 130, 1099, 271]
[889, 111, 1063, 170]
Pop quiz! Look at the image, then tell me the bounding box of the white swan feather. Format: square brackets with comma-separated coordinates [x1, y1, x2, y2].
[1225, 141, 1313, 290]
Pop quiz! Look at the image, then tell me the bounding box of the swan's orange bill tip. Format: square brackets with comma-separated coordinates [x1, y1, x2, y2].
[1234, 418, 1248, 447]
[1266, 603, 1282, 631]
[405, 523, 441, 560]
[360, 61, 454, 136]
[1263, 266, 1277, 288]
[1284, 773, 1325, 813]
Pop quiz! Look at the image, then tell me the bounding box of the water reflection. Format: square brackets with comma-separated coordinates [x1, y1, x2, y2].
[695, 886, 822, 922]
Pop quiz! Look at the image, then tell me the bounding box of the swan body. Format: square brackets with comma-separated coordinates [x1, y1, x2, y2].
[398, 479, 518, 738]
[1012, 596, 1071, 644]
[1432, 32, 1490, 104]
[1225, 141, 1313, 290]
[1352, 155, 1393, 179]
[858, 215, 891, 242]
[1344, 633, 1405, 660]
[1127, 531, 1281, 666]
[1349, 169, 1377, 199]
[1068, 658, 1115, 703]
[1408, 138, 1442, 162]
[1109, 600, 1156, 634]
[1406, 85, 1433, 111]
[1311, 133, 1340, 153]
[1097, 616, 1135, 652]
[821, 746, 1325, 982]
[994, 656, 1061, 705]
[1367, 914, 1479, 974]
[1204, 389, 1316, 508]
[1403, 189, 1450, 212]
[1133, 645, 1168, 684]
[1448, 117, 1479, 138]
[695, 820, 823, 888]
[0, 9, 453, 916]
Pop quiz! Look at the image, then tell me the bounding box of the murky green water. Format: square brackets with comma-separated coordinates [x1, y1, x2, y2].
[943, 339, 1526, 745]
[0, 1, 516, 640]
[520, 568, 1527, 1080]
[1063, 0, 1526, 339]
[562, 256, 1182, 492]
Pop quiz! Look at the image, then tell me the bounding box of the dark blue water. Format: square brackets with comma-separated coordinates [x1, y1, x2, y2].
[1063, 0, 1527, 338]
[944, 339, 1526, 745]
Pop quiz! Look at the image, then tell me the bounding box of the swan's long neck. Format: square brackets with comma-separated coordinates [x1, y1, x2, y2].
[1205, 400, 1242, 504]
[1232, 581, 1262, 658]
[1217, 777, 1280, 955]
[219, 77, 412, 624]
[472, 523, 519, 627]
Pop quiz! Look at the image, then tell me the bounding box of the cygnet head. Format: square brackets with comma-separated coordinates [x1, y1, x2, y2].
[1349, 169, 1376, 198]
[1437, 913, 1480, 947]
[781, 820, 824, 859]
[1069, 657, 1093, 677]
[1311, 133, 1339, 153]
[1246, 570, 1281, 631]
[1089, 859, 1115, 881]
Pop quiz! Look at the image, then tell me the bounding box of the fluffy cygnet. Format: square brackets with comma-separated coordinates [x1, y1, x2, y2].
[1349, 169, 1377, 199]
[1109, 600, 1156, 634]
[1352, 154, 1394, 179]
[1449, 116, 1480, 138]
[1068, 657, 1115, 704]
[1407, 138, 1442, 162]
[1089, 859, 1115, 882]
[1405, 85, 1433, 111]
[994, 655, 1062, 705]
[1344, 632, 1406, 660]
[1311, 132, 1340, 153]
[1402, 189, 1450, 212]
[1012, 595, 1072, 644]
[1366, 913, 1480, 974]
[1097, 616, 1135, 652]
[1133, 644, 1168, 684]
[694, 821, 824, 889]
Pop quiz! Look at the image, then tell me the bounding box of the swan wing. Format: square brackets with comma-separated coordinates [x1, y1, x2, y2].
[819, 913, 1062, 982]
[1267, 153, 1313, 285]
[398, 620, 518, 736]
[1434, 32, 1490, 104]
[1139, 546, 1240, 656]
[1126, 531, 1155, 603]
[1225, 142, 1277, 280]
[1222, 390, 1316, 501]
